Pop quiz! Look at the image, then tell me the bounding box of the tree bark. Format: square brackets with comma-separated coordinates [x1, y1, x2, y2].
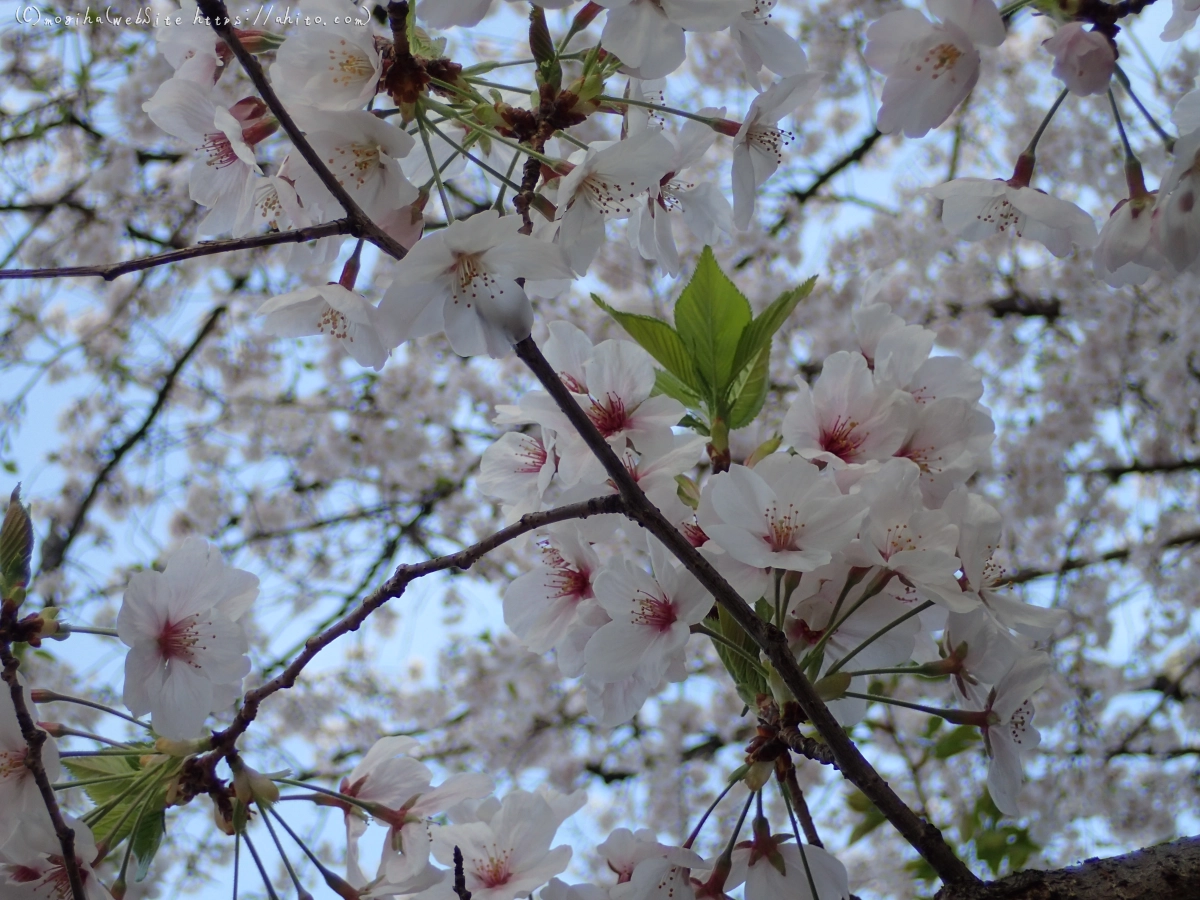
[934, 836, 1200, 900]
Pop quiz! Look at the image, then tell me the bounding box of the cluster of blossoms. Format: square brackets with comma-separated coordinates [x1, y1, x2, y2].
[483, 301, 1061, 817]
[136, 0, 824, 369]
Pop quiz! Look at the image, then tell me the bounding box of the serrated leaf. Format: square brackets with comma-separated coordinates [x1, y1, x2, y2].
[933, 724, 980, 760]
[132, 808, 165, 882]
[1, 484, 34, 600]
[593, 295, 701, 389]
[727, 346, 772, 430]
[653, 368, 703, 409]
[62, 754, 144, 805]
[65, 752, 174, 852]
[678, 414, 710, 436]
[730, 277, 817, 380]
[673, 247, 752, 409]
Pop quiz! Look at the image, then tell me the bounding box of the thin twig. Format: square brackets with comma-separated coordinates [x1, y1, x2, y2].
[0, 220, 353, 281]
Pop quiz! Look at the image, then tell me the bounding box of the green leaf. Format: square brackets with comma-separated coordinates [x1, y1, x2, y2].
[711, 604, 768, 705]
[677, 414, 710, 436]
[653, 369, 703, 409]
[730, 277, 817, 381]
[65, 752, 174, 852]
[933, 724, 980, 760]
[974, 825, 1039, 876]
[727, 346, 772, 430]
[62, 754, 144, 805]
[132, 808, 165, 882]
[592, 295, 701, 389]
[673, 247, 752, 409]
[1, 484, 34, 601]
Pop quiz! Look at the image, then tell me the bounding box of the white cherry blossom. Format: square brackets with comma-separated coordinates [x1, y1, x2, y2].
[701, 455, 865, 572]
[0, 816, 110, 900]
[478, 428, 558, 520]
[598, 0, 742, 80]
[1151, 130, 1200, 272]
[270, 16, 382, 111]
[554, 130, 675, 274]
[930, 170, 1099, 258]
[257, 283, 391, 371]
[1095, 189, 1163, 287]
[971, 653, 1051, 816]
[728, 830, 849, 900]
[379, 210, 573, 358]
[142, 79, 271, 236]
[865, 0, 1005, 138]
[503, 525, 600, 654]
[117, 537, 257, 740]
[431, 789, 576, 900]
[730, 0, 809, 88]
[782, 351, 914, 468]
[728, 72, 822, 229]
[1162, 0, 1200, 40]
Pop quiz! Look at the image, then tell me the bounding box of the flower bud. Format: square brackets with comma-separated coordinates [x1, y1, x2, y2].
[231, 760, 282, 808]
[155, 736, 212, 757]
[743, 759, 774, 791]
[744, 434, 782, 468]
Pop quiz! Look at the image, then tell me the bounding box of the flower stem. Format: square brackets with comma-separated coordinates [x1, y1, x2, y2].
[422, 114, 525, 192]
[259, 807, 308, 899]
[596, 94, 720, 127]
[271, 776, 376, 813]
[825, 600, 934, 677]
[1108, 88, 1137, 163]
[1023, 87, 1070, 158]
[803, 568, 887, 670]
[58, 624, 119, 638]
[416, 106, 454, 223]
[683, 778, 739, 849]
[1115, 64, 1175, 152]
[33, 690, 151, 730]
[422, 98, 560, 166]
[841, 691, 987, 725]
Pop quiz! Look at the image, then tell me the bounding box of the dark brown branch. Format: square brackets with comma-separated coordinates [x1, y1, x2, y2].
[512, 337, 979, 887]
[0, 641, 87, 900]
[201, 495, 624, 761]
[934, 834, 1200, 900]
[1072, 458, 1200, 481]
[985, 294, 1062, 322]
[0, 220, 352, 282]
[766, 129, 884, 238]
[39, 305, 227, 576]
[196, 0, 410, 262]
[452, 846, 472, 900]
[1008, 528, 1200, 585]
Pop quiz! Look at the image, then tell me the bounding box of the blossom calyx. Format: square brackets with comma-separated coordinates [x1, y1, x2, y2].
[230, 758, 282, 807]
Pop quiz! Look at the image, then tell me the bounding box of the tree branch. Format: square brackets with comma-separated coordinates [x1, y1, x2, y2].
[512, 336, 979, 887]
[765, 128, 884, 238]
[201, 495, 624, 762]
[0, 220, 352, 282]
[1008, 528, 1200, 585]
[38, 305, 227, 576]
[0, 640, 87, 900]
[196, 0, 410, 262]
[934, 834, 1200, 900]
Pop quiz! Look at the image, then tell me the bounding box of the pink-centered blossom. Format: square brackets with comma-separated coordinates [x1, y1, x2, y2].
[431, 789, 576, 900]
[782, 351, 914, 468]
[503, 525, 600, 654]
[728, 826, 849, 900]
[701, 455, 866, 573]
[117, 537, 258, 740]
[0, 816, 110, 900]
[865, 0, 1005, 138]
[270, 12, 382, 111]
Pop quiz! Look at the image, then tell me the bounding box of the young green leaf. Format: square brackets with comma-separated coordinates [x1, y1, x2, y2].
[0, 484, 33, 602]
[132, 808, 166, 882]
[592, 294, 701, 389]
[727, 346, 772, 430]
[673, 247, 752, 407]
[711, 605, 768, 704]
[730, 276, 817, 380]
[653, 368, 703, 408]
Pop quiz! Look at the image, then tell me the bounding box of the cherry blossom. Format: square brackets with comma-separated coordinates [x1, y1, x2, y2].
[1151, 130, 1200, 272]
[701, 455, 865, 573]
[417, 0, 574, 30]
[610, 856, 698, 900]
[257, 283, 391, 371]
[1042, 23, 1115, 97]
[291, 108, 417, 222]
[431, 789, 577, 900]
[503, 525, 600, 653]
[583, 536, 710, 695]
[970, 653, 1052, 816]
[865, 0, 1005, 138]
[781, 351, 914, 468]
[117, 537, 258, 740]
[1161, 0, 1200, 41]
[726, 72, 822, 229]
[142, 79, 273, 236]
[597, 0, 742, 80]
[0, 682, 59, 846]
[930, 166, 1099, 258]
[0, 816, 110, 900]
[270, 14, 383, 112]
[379, 210, 573, 358]
[842, 458, 973, 612]
[478, 428, 558, 520]
[599, 828, 704, 883]
[554, 130, 675, 274]
[729, 0, 809, 88]
[339, 736, 492, 886]
[1095, 189, 1163, 287]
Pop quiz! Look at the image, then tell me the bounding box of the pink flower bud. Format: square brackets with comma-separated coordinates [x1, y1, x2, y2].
[1042, 23, 1115, 96]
